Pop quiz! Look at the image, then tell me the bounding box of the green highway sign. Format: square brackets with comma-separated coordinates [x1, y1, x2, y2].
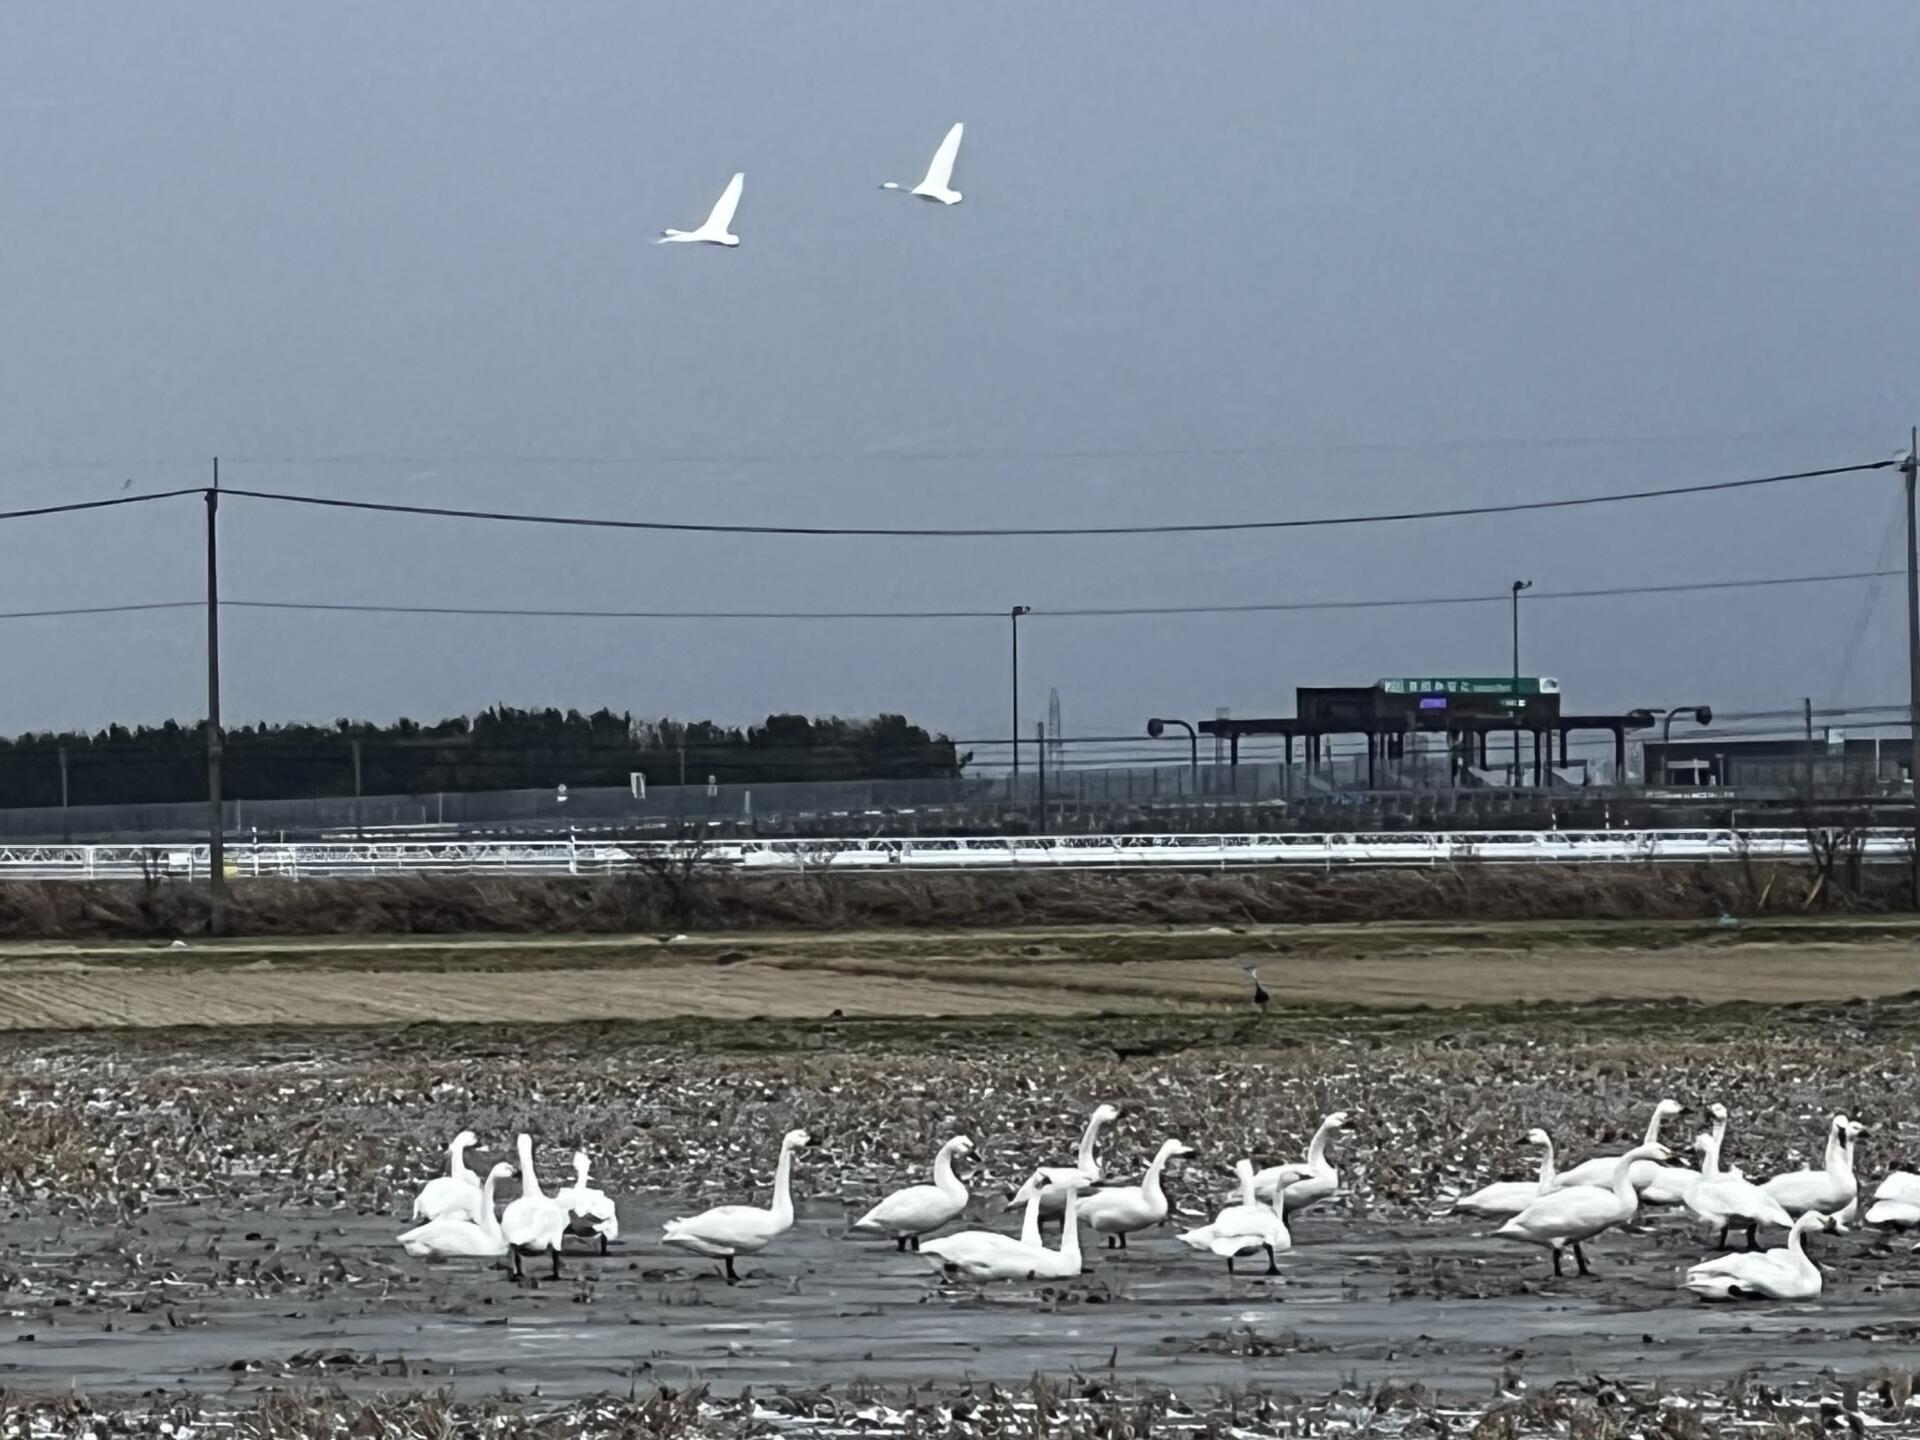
[1379, 676, 1561, 696]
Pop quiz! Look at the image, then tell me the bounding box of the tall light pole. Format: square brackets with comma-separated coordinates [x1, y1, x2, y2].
[205, 458, 227, 932]
[1902, 430, 1919, 907]
[1146, 717, 1199, 783]
[1010, 605, 1032, 779]
[1510, 578, 1532, 785]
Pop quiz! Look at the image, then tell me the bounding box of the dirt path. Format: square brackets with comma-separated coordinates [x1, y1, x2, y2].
[0, 929, 1915, 1029]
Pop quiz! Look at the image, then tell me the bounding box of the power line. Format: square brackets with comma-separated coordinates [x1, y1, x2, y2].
[0, 600, 202, 621]
[0, 490, 202, 523]
[0, 565, 1899, 627]
[217, 459, 1894, 538]
[209, 567, 1901, 622]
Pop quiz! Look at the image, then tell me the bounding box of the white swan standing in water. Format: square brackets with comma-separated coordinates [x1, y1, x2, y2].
[1253, 1110, 1350, 1218]
[1866, 1170, 1920, 1229]
[1761, 1115, 1863, 1225]
[1684, 1106, 1792, 1250]
[1079, 1139, 1193, 1248]
[919, 1169, 1060, 1281]
[1684, 1211, 1831, 1300]
[662, 1128, 811, 1284]
[852, 1135, 973, 1250]
[553, 1152, 620, 1254]
[498, 1135, 571, 1280]
[1451, 1129, 1556, 1219]
[1554, 1099, 1684, 1192]
[658, 172, 744, 247]
[398, 1162, 513, 1260]
[881, 122, 965, 205]
[412, 1129, 483, 1224]
[1006, 1103, 1120, 1226]
[1179, 1159, 1290, 1276]
[1498, 1142, 1671, 1277]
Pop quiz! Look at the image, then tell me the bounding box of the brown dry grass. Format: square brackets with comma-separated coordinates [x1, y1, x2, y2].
[0, 936, 1914, 1030]
[0, 860, 1902, 941]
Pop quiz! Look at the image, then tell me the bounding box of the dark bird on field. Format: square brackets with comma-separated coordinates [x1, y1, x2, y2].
[1238, 957, 1269, 1009]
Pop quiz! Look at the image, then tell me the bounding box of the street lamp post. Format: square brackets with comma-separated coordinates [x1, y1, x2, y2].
[1010, 605, 1032, 779]
[1657, 704, 1715, 785]
[1510, 579, 1532, 785]
[1902, 431, 1919, 908]
[1147, 717, 1199, 784]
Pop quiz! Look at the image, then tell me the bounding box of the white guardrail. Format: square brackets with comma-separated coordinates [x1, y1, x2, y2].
[0, 828, 1906, 880]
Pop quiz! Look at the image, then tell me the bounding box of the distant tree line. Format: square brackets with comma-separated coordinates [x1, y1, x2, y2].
[0, 706, 969, 809]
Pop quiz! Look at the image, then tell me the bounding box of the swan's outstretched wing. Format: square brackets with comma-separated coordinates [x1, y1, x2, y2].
[921, 124, 963, 191]
[704, 173, 744, 233]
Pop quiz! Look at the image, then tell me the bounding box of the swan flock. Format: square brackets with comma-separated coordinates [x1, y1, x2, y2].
[397, 1098, 1911, 1301]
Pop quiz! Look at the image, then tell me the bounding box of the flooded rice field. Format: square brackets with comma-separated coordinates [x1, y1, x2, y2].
[1, 997, 1917, 1430]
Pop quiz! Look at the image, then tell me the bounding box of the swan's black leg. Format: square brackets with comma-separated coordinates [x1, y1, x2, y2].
[910, 1235, 920, 1252]
[510, 1247, 523, 1280]
[895, 1236, 908, 1252]
[1744, 1220, 1758, 1251]
[724, 1256, 740, 1285]
[1573, 1241, 1592, 1277]
[550, 1246, 562, 1279]
[599, 1234, 609, 1256]
[1263, 1243, 1280, 1277]
[1119, 1233, 1128, 1251]
[1716, 1221, 1730, 1250]
[1550, 1247, 1564, 1278]
[1226, 1255, 1236, 1276]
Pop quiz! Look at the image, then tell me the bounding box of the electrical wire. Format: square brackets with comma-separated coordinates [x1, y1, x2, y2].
[0, 490, 203, 523]
[217, 459, 1894, 538]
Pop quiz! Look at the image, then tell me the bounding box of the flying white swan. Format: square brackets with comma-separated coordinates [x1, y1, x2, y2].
[658, 172, 744, 247]
[881, 123, 965, 205]
[1179, 1158, 1289, 1276]
[1498, 1141, 1671, 1277]
[1007, 1102, 1120, 1225]
[662, 1128, 811, 1283]
[1761, 1114, 1863, 1225]
[919, 1167, 1049, 1280]
[397, 1161, 513, 1260]
[1865, 1170, 1920, 1229]
[554, 1151, 620, 1254]
[1079, 1138, 1193, 1248]
[499, 1134, 571, 1280]
[1253, 1110, 1350, 1217]
[1683, 1106, 1791, 1250]
[1554, 1098, 1684, 1192]
[1684, 1210, 1831, 1301]
[1451, 1128, 1556, 1219]
[411, 1129, 483, 1224]
[852, 1135, 973, 1250]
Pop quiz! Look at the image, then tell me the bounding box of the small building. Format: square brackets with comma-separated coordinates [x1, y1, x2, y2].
[1641, 735, 1911, 791]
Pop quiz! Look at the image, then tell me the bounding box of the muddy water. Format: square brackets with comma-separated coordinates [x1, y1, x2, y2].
[2, 1197, 1914, 1402]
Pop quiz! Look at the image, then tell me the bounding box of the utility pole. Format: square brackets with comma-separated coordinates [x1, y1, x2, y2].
[206, 459, 227, 932]
[58, 745, 69, 842]
[1035, 720, 1047, 834]
[1903, 429, 1919, 909]
[351, 737, 364, 839]
[1010, 605, 1032, 780]
[1510, 579, 1532, 786]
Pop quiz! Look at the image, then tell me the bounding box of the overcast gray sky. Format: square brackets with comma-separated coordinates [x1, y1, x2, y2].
[1, 3, 1915, 763]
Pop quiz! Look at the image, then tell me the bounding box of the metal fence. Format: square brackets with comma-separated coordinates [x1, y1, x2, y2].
[0, 827, 1898, 881]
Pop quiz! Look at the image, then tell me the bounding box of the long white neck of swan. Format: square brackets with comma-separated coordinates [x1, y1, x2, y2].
[932, 1143, 965, 1199]
[1306, 1118, 1336, 1169]
[1019, 1184, 1045, 1247]
[1610, 1149, 1644, 1205]
[1640, 1106, 1670, 1148]
[1075, 1111, 1109, 1172]
[1535, 1138, 1557, 1189]
[480, 1171, 504, 1242]
[1785, 1214, 1821, 1271]
[769, 1143, 797, 1224]
[517, 1138, 543, 1199]
[1057, 1188, 1082, 1264]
